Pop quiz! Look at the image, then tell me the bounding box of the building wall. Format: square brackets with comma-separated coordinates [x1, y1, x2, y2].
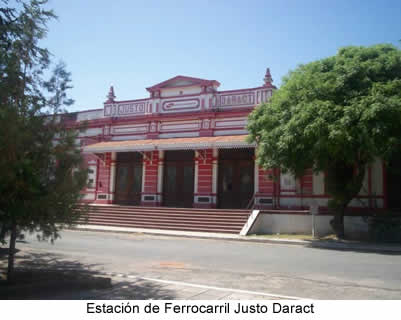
[74, 74, 388, 212]
[79, 136, 386, 211]
[261, 162, 385, 211]
[249, 213, 370, 239]
[161, 86, 202, 97]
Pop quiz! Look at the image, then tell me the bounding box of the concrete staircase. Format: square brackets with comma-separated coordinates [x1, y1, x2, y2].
[77, 205, 250, 234]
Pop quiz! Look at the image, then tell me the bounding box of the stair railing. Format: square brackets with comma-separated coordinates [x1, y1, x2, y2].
[246, 194, 256, 210]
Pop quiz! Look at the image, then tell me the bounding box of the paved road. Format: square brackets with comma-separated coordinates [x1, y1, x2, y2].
[15, 230, 401, 299]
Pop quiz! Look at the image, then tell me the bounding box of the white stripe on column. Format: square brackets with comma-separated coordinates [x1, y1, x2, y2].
[212, 149, 218, 201]
[109, 152, 117, 200]
[194, 151, 199, 194]
[158, 150, 164, 197]
[141, 155, 146, 194]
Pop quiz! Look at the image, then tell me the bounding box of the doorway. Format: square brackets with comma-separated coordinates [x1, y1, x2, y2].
[114, 152, 143, 205]
[163, 150, 194, 208]
[218, 149, 254, 209]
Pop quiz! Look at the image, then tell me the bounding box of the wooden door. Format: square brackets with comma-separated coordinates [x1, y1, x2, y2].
[114, 153, 142, 205]
[163, 151, 194, 208]
[218, 149, 254, 209]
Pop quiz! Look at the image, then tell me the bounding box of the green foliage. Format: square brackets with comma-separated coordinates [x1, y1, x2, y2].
[0, 0, 88, 253]
[248, 44, 401, 236]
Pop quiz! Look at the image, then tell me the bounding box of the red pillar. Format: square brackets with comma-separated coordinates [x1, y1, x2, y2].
[95, 152, 112, 204]
[194, 149, 215, 208]
[141, 151, 160, 206]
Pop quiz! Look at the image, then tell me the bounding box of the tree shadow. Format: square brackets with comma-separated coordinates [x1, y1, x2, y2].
[0, 247, 20, 258]
[78, 278, 176, 300]
[0, 250, 175, 299]
[304, 241, 401, 256]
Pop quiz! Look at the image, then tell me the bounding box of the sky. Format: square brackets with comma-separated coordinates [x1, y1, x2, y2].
[39, 0, 401, 112]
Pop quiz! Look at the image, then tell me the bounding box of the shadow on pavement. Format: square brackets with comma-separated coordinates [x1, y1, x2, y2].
[0, 250, 175, 299]
[304, 241, 401, 255]
[0, 247, 20, 258]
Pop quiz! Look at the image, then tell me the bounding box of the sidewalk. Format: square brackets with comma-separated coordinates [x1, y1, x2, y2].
[75, 224, 401, 254]
[67, 274, 292, 300]
[0, 247, 297, 300]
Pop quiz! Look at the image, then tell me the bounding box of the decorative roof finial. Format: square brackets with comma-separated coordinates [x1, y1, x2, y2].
[106, 85, 116, 103]
[263, 68, 273, 87]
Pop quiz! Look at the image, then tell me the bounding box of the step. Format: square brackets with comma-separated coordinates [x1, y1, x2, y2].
[78, 205, 250, 214]
[80, 216, 247, 225]
[81, 221, 241, 234]
[80, 210, 249, 218]
[79, 216, 245, 227]
[86, 209, 249, 216]
[81, 209, 250, 217]
[86, 204, 250, 212]
[80, 211, 248, 219]
[80, 212, 248, 221]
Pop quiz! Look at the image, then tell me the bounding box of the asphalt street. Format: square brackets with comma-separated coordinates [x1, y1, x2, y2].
[14, 230, 401, 299]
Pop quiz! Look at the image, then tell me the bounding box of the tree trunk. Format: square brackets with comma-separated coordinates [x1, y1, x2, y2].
[7, 223, 17, 282]
[0, 223, 6, 243]
[326, 160, 367, 239]
[330, 206, 346, 239]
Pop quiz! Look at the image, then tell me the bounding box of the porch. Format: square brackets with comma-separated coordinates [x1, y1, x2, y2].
[83, 135, 264, 210]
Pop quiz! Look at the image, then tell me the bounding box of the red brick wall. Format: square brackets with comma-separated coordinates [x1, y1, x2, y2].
[143, 151, 159, 194]
[299, 169, 313, 194]
[97, 152, 111, 195]
[196, 149, 213, 195]
[258, 168, 275, 195]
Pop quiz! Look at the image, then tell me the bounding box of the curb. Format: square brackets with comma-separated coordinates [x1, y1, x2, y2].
[70, 227, 401, 254]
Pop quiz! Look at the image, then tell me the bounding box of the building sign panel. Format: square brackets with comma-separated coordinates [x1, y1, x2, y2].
[220, 93, 255, 107]
[104, 102, 147, 117]
[161, 98, 200, 113]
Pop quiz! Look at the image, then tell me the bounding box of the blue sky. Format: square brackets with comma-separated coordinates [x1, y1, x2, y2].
[42, 0, 401, 111]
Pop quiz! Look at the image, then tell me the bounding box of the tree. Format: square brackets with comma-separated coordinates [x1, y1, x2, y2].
[247, 44, 401, 238]
[0, 0, 88, 280]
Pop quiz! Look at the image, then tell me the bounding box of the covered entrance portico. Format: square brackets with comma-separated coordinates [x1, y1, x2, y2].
[83, 135, 256, 209]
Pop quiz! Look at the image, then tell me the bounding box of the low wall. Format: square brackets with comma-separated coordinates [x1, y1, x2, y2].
[248, 213, 369, 239]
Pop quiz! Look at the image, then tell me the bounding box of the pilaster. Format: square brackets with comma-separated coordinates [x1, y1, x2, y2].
[108, 152, 117, 203]
[193, 149, 215, 208]
[95, 152, 112, 204]
[157, 150, 164, 205]
[141, 150, 160, 206]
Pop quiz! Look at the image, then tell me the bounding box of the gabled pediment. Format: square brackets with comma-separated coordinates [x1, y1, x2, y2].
[146, 75, 220, 92]
[163, 79, 198, 88]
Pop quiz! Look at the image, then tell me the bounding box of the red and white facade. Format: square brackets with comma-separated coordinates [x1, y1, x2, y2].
[71, 69, 388, 211]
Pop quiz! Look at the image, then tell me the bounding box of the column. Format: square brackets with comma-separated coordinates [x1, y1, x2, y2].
[212, 148, 218, 207]
[194, 151, 199, 194]
[108, 152, 117, 203]
[95, 152, 112, 204]
[193, 149, 214, 208]
[140, 150, 159, 206]
[157, 150, 164, 206]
